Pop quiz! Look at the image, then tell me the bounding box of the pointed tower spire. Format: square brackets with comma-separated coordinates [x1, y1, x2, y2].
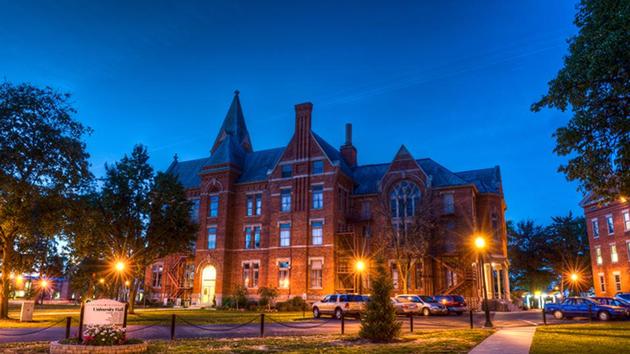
[394, 144, 413, 160]
[211, 90, 253, 154]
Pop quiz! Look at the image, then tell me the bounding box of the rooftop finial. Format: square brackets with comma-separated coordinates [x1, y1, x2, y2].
[173, 153, 178, 162]
[234, 89, 240, 96]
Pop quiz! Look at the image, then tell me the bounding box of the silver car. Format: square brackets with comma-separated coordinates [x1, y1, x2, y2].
[391, 297, 419, 314]
[396, 294, 448, 316]
[312, 294, 368, 319]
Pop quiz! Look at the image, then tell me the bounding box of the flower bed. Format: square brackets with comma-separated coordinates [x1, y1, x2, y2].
[49, 324, 147, 353]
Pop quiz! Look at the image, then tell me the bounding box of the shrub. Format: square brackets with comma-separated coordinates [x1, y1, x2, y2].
[82, 324, 126, 346]
[359, 259, 400, 342]
[276, 296, 309, 311]
[257, 287, 279, 310]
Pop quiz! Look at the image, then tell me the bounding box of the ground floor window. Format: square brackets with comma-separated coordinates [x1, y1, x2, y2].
[310, 259, 323, 288]
[242, 261, 260, 288]
[151, 264, 163, 288]
[278, 260, 290, 289]
[613, 272, 622, 292]
[391, 262, 399, 289]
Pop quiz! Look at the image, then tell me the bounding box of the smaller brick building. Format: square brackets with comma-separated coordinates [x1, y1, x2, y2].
[581, 196, 630, 295]
[145, 92, 511, 307]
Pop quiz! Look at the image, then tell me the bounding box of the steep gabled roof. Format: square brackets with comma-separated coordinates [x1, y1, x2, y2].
[166, 156, 212, 189]
[207, 135, 246, 167]
[237, 147, 286, 183]
[211, 91, 253, 154]
[312, 132, 353, 177]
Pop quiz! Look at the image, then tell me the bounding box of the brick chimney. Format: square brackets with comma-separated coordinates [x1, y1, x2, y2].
[294, 102, 313, 160]
[340, 123, 357, 167]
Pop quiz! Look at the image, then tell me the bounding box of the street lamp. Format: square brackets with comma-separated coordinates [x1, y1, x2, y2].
[569, 272, 580, 296]
[355, 260, 366, 294]
[474, 234, 493, 328]
[39, 279, 49, 305]
[115, 261, 126, 273]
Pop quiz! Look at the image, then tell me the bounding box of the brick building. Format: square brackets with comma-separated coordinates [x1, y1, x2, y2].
[581, 196, 630, 296]
[145, 92, 510, 307]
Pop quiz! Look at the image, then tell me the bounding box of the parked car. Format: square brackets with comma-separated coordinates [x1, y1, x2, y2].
[615, 292, 630, 303]
[312, 294, 368, 319]
[434, 295, 467, 315]
[544, 297, 627, 321]
[391, 297, 419, 315]
[396, 294, 448, 316]
[592, 297, 630, 317]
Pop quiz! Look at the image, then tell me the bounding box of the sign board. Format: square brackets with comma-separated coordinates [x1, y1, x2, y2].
[83, 299, 126, 326]
[20, 301, 35, 322]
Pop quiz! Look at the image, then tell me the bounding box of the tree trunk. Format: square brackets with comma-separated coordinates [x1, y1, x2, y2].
[0, 239, 13, 319]
[128, 280, 138, 314]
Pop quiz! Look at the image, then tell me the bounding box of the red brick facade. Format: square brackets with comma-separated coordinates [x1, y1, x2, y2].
[582, 197, 630, 296]
[145, 92, 510, 307]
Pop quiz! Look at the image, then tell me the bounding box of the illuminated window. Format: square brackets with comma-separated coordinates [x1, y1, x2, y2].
[310, 259, 323, 288]
[595, 246, 603, 265]
[151, 264, 163, 288]
[278, 261, 290, 289]
[623, 210, 630, 231]
[312, 185, 323, 209]
[242, 261, 260, 288]
[280, 223, 291, 247]
[611, 244, 618, 263]
[244, 227, 252, 249]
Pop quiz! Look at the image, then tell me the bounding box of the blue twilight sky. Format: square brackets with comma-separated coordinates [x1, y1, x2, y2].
[1, 0, 583, 223]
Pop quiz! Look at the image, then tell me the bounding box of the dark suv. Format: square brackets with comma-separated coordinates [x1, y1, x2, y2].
[434, 295, 467, 315]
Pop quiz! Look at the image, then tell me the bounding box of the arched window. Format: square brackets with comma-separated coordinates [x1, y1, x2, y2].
[389, 180, 421, 218]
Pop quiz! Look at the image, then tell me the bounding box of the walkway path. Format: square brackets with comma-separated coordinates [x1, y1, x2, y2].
[468, 326, 536, 354]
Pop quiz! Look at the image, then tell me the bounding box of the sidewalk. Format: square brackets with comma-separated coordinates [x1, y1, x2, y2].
[468, 326, 536, 354]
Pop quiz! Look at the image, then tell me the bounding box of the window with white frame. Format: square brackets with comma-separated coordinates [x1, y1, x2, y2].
[613, 272, 622, 292]
[279, 223, 291, 247]
[611, 244, 618, 263]
[599, 273, 606, 293]
[627, 241, 630, 260]
[254, 226, 261, 248]
[207, 227, 217, 249]
[190, 199, 200, 222]
[623, 210, 630, 231]
[244, 227, 252, 249]
[592, 218, 599, 238]
[281, 189, 291, 212]
[443, 193, 454, 214]
[595, 246, 603, 265]
[278, 260, 290, 289]
[246, 194, 262, 216]
[606, 215, 614, 234]
[209, 195, 219, 217]
[312, 185, 323, 209]
[390, 181, 420, 218]
[242, 261, 260, 288]
[310, 259, 323, 288]
[311, 221, 323, 245]
[244, 226, 260, 249]
[151, 264, 163, 288]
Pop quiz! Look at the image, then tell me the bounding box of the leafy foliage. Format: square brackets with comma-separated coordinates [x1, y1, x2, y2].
[532, 0, 630, 200]
[360, 259, 400, 342]
[257, 287, 279, 310]
[0, 82, 92, 318]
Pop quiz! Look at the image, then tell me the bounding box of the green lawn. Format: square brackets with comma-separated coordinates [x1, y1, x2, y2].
[0, 304, 307, 328]
[0, 329, 493, 353]
[530, 322, 630, 354]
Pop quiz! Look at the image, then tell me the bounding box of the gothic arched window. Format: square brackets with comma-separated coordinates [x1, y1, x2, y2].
[389, 180, 421, 218]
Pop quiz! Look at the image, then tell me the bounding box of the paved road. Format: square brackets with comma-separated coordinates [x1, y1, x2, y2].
[0, 310, 591, 343]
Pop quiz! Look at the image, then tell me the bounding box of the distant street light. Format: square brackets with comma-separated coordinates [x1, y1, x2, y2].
[474, 234, 493, 328]
[115, 261, 126, 273]
[355, 259, 366, 294]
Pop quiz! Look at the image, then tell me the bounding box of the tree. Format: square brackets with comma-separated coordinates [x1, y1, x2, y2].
[96, 145, 197, 313]
[507, 220, 554, 293]
[532, 0, 630, 200]
[372, 184, 441, 294]
[544, 213, 590, 294]
[359, 259, 400, 342]
[0, 82, 92, 318]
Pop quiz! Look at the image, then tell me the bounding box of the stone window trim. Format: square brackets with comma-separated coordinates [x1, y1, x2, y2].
[243, 223, 263, 230]
[309, 218, 325, 224]
[241, 260, 261, 287]
[622, 209, 630, 231]
[609, 243, 619, 263]
[612, 271, 622, 292]
[308, 257, 325, 289]
[276, 221, 291, 226]
[598, 272, 606, 293]
[276, 257, 291, 266]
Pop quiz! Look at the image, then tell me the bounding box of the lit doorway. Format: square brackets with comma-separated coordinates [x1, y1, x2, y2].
[201, 265, 216, 306]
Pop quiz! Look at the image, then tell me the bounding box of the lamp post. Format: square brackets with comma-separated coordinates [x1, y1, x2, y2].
[570, 273, 579, 296]
[40, 279, 49, 305]
[474, 235, 493, 328]
[355, 260, 366, 294]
